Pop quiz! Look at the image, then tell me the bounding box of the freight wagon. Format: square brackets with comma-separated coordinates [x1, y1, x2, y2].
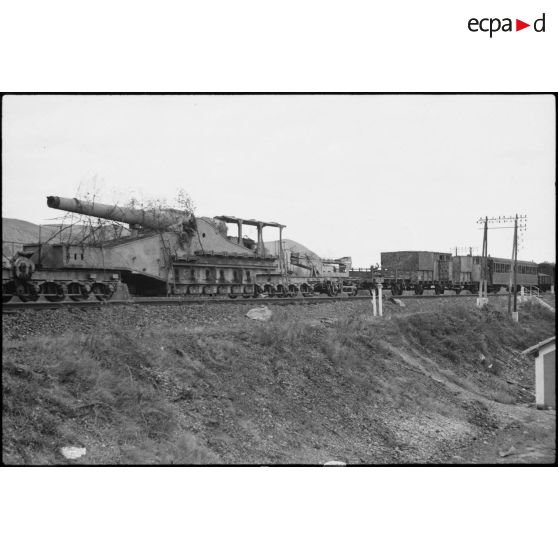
[350, 252, 552, 296]
[380, 251, 454, 295]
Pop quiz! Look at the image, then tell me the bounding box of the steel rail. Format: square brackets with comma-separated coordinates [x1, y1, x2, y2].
[2, 292, 509, 313]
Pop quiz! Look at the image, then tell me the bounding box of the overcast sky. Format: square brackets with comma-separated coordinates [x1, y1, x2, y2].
[2, 94, 555, 266]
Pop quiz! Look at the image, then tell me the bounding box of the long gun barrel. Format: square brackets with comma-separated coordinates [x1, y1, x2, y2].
[47, 196, 195, 231]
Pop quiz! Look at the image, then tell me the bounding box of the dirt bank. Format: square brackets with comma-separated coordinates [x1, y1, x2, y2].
[2, 296, 555, 464]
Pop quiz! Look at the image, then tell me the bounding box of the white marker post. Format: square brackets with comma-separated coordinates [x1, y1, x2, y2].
[372, 288, 377, 316]
[476, 279, 488, 307]
[378, 284, 383, 317]
[521, 285, 525, 302]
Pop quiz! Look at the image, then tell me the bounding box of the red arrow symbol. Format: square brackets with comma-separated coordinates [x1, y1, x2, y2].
[516, 19, 530, 31]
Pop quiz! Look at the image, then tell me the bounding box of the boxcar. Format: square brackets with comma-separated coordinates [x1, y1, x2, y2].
[380, 251, 453, 295]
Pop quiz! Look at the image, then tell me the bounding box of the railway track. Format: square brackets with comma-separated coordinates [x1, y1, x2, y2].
[2, 292, 509, 313]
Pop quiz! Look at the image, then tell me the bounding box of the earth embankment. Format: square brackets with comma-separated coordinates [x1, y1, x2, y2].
[2, 296, 555, 464]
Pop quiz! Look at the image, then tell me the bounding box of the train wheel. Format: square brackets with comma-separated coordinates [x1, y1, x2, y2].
[42, 282, 67, 302]
[228, 294, 238, 299]
[3, 282, 13, 303]
[300, 284, 312, 297]
[92, 282, 111, 301]
[68, 282, 90, 301]
[17, 282, 39, 302]
[44, 295, 65, 302]
[263, 284, 276, 297]
[18, 294, 39, 302]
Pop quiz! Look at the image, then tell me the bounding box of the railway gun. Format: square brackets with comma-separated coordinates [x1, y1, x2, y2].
[2, 196, 352, 303]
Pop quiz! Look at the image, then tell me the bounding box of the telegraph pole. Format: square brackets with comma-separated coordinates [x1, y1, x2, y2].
[475, 217, 489, 306]
[512, 214, 519, 320]
[476, 214, 527, 316]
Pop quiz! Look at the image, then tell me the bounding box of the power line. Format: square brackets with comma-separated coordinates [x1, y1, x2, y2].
[476, 214, 527, 317]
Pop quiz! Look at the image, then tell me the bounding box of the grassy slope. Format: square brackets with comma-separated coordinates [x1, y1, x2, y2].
[2, 300, 555, 464]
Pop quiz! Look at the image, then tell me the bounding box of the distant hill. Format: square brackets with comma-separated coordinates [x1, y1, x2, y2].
[2, 217, 129, 257]
[3, 219, 44, 246]
[3, 218, 323, 265]
[264, 238, 320, 260]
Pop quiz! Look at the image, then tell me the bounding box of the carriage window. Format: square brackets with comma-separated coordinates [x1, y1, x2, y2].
[190, 268, 196, 281]
[219, 270, 225, 282]
[246, 270, 251, 281]
[74, 253, 77, 260]
[81, 253, 84, 260]
[205, 269, 211, 281]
